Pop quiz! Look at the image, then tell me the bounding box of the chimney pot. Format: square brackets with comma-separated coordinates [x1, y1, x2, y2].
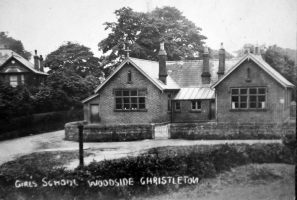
[39, 55, 44, 72]
[158, 42, 167, 84]
[34, 50, 40, 71]
[218, 42, 226, 79]
[201, 46, 211, 84]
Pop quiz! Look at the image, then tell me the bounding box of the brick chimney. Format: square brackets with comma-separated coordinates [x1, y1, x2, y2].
[158, 42, 167, 84]
[201, 46, 211, 84]
[217, 43, 225, 79]
[39, 55, 44, 72]
[254, 45, 259, 55]
[34, 50, 40, 71]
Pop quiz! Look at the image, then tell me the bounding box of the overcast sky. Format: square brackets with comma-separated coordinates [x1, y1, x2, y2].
[0, 0, 296, 58]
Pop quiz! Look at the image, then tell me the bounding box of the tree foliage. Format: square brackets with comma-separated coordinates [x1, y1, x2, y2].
[98, 6, 207, 72]
[0, 32, 31, 60]
[263, 45, 296, 87]
[45, 42, 104, 78]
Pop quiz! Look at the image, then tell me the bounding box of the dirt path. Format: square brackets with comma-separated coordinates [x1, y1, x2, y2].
[0, 130, 281, 168]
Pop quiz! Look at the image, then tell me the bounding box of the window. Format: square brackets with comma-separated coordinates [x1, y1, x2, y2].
[9, 75, 18, 87]
[231, 87, 266, 109]
[191, 100, 201, 110]
[175, 101, 181, 111]
[127, 70, 132, 83]
[115, 89, 146, 111]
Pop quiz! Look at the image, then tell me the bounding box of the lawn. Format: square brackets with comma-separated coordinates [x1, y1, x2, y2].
[133, 163, 295, 200]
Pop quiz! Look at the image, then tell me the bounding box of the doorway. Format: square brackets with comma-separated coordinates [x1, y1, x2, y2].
[209, 100, 216, 120]
[90, 104, 100, 123]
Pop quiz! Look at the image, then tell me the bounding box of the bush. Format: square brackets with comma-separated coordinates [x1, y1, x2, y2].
[0, 109, 83, 141]
[0, 143, 294, 199]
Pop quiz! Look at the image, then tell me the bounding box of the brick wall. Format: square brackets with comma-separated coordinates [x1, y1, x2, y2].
[84, 63, 170, 125]
[172, 100, 211, 122]
[216, 59, 291, 124]
[170, 122, 296, 140]
[65, 121, 153, 142]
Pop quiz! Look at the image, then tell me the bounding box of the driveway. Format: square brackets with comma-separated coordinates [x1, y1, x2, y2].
[0, 130, 281, 169]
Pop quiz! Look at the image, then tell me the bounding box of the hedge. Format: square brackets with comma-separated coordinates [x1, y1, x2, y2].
[0, 142, 294, 200]
[0, 109, 83, 141]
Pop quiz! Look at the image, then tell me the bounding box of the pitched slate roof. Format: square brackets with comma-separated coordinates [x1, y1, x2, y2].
[130, 57, 180, 90]
[92, 52, 294, 102]
[167, 58, 240, 87]
[174, 87, 215, 100]
[0, 49, 48, 75]
[94, 57, 180, 93]
[212, 53, 295, 88]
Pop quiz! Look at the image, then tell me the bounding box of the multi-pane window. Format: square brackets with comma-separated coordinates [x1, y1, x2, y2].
[115, 89, 146, 111]
[191, 100, 201, 110]
[231, 87, 266, 109]
[9, 75, 18, 87]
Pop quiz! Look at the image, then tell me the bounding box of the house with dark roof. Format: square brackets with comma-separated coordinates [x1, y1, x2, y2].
[0, 47, 48, 87]
[82, 43, 295, 125]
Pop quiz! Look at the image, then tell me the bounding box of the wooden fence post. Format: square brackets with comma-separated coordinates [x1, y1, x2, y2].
[78, 124, 84, 168]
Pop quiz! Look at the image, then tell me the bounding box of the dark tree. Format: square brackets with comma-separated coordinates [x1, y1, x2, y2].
[45, 42, 104, 78]
[263, 45, 296, 87]
[0, 32, 32, 60]
[98, 6, 207, 72]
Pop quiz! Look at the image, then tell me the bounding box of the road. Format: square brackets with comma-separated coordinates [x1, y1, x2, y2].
[0, 130, 281, 169]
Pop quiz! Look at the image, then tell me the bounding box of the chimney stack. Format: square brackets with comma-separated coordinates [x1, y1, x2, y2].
[158, 42, 167, 84]
[39, 55, 44, 72]
[217, 42, 225, 79]
[201, 46, 211, 84]
[254, 45, 259, 55]
[34, 50, 40, 71]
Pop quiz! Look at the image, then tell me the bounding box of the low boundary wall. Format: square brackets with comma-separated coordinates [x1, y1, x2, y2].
[65, 121, 295, 142]
[65, 121, 153, 142]
[170, 122, 296, 140]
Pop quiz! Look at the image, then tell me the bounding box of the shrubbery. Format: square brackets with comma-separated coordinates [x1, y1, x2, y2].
[0, 109, 83, 140]
[0, 143, 294, 200]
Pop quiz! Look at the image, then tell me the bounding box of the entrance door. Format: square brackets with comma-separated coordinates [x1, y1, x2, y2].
[209, 100, 216, 120]
[154, 124, 169, 139]
[90, 104, 100, 123]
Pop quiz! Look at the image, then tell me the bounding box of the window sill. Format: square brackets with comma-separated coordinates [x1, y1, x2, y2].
[114, 109, 147, 112]
[189, 110, 202, 113]
[229, 108, 267, 112]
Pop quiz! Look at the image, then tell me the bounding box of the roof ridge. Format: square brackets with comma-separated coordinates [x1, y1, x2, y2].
[129, 57, 158, 63]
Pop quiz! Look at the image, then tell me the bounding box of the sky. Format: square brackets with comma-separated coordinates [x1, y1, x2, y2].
[0, 0, 296, 58]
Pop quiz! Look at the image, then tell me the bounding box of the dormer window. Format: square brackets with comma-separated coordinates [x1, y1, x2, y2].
[127, 70, 132, 83]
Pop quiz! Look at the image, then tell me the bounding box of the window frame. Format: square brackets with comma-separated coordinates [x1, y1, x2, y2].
[191, 100, 202, 111]
[231, 87, 267, 110]
[114, 89, 147, 112]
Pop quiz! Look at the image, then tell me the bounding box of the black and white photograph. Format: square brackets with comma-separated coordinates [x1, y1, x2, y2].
[0, 0, 296, 199]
